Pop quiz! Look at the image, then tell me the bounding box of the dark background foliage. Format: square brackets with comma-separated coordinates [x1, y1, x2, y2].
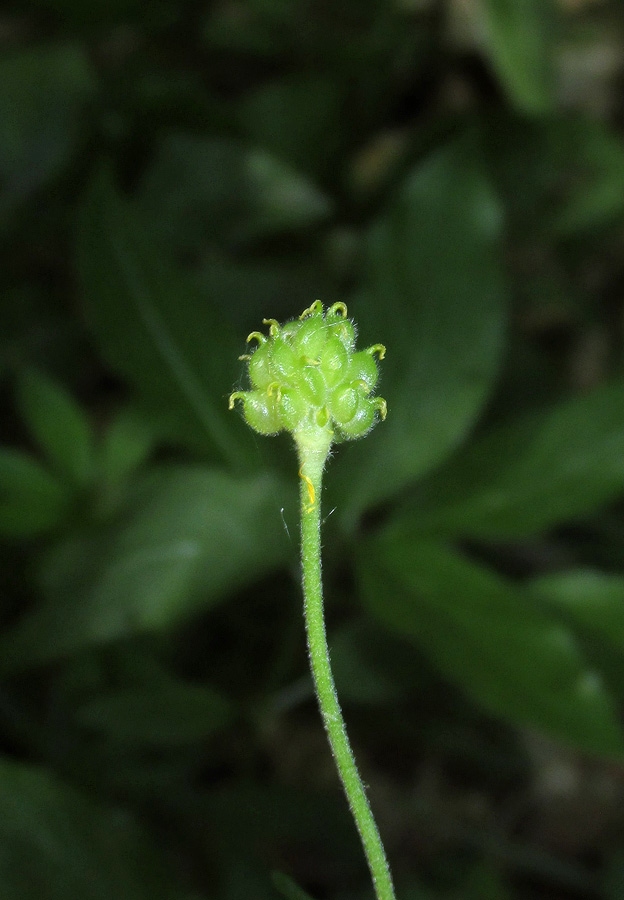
[3, 1, 624, 897]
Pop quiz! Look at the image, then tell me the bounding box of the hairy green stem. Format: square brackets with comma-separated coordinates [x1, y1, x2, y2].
[297, 438, 396, 900]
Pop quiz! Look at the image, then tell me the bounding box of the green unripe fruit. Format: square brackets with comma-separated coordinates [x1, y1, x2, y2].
[329, 384, 359, 426]
[230, 301, 386, 446]
[329, 318, 356, 353]
[278, 388, 309, 432]
[300, 366, 326, 406]
[280, 320, 300, 342]
[229, 389, 281, 435]
[247, 340, 272, 390]
[271, 337, 299, 383]
[320, 336, 349, 388]
[293, 316, 328, 359]
[337, 395, 376, 438]
[347, 351, 379, 392]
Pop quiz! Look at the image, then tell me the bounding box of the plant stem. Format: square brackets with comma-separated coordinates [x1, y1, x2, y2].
[296, 437, 396, 900]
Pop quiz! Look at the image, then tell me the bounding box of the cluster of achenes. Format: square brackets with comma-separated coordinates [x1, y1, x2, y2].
[229, 301, 386, 445]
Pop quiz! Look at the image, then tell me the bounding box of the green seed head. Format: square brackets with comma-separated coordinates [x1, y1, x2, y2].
[229, 301, 387, 446]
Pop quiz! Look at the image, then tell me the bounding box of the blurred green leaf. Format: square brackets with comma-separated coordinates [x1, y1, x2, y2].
[245, 147, 332, 237]
[481, 0, 557, 114]
[532, 570, 624, 655]
[485, 115, 624, 242]
[77, 680, 232, 745]
[393, 379, 624, 539]
[330, 622, 404, 705]
[0, 448, 69, 538]
[271, 871, 316, 900]
[1, 465, 293, 670]
[331, 133, 506, 525]
[76, 170, 251, 465]
[203, 0, 304, 56]
[137, 134, 331, 255]
[99, 406, 157, 487]
[0, 288, 75, 383]
[0, 43, 95, 227]
[193, 253, 336, 336]
[556, 171, 624, 237]
[136, 135, 245, 255]
[17, 369, 94, 488]
[239, 76, 344, 178]
[551, 118, 624, 236]
[461, 861, 512, 900]
[395, 888, 435, 900]
[0, 756, 178, 900]
[359, 537, 624, 759]
[204, 783, 363, 874]
[222, 866, 280, 900]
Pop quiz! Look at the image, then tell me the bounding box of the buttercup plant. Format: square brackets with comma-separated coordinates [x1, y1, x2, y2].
[229, 301, 394, 900]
